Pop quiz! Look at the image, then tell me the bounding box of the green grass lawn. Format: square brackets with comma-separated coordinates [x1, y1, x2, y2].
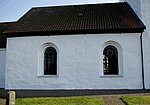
[122, 96, 150, 105]
[9, 96, 103, 105]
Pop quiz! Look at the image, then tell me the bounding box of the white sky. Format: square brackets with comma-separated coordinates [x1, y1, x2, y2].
[0, 0, 119, 22]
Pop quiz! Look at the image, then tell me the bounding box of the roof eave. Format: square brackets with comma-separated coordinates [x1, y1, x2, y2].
[4, 28, 146, 37]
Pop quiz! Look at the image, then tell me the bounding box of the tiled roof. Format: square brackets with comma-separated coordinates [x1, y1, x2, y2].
[4, 2, 146, 36]
[0, 22, 15, 48]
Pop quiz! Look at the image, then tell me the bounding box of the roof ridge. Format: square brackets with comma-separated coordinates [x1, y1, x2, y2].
[31, 2, 123, 9]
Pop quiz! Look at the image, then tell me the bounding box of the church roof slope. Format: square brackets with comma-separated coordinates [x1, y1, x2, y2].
[4, 2, 146, 36]
[0, 22, 15, 48]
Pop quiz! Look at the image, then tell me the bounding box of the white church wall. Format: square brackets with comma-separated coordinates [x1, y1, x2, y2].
[0, 49, 6, 88]
[140, 0, 150, 35]
[5, 33, 143, 90]
[142, 31, 150, 89]
[140, 0, 150, 89]
[121, 0, 150, 89]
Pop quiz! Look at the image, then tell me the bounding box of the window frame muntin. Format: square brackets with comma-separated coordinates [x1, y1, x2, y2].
[44, 46, 57, 75]
[100, 41, 123, 77]
[38, 43, 59, 77]
[103, 45, 119, 75]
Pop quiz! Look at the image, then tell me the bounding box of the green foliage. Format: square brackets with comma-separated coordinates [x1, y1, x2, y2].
[15, 96, 103, 105]
[0, 96, 6, 99]
[122, 96, 150, 105]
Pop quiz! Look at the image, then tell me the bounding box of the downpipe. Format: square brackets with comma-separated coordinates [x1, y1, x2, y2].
[140, 32, 145, 90]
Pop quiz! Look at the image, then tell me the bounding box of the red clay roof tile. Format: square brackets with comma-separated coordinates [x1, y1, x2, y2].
[4, 2, 146, 36]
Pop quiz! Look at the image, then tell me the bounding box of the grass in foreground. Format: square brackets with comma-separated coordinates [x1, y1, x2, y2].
[122, 96, 150, 105]
[15, 96, 103, 105]
[0, 97, 6, 105]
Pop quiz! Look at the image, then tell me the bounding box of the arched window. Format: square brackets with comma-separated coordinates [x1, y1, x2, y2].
[103, 45, 118, 75]
[44, 47, 57, 75]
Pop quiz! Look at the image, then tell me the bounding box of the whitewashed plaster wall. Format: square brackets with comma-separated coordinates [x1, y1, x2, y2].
[5, 33, 143, 90]
[140, 0, 150, 89]
[0, 49, 6, 88]
[127, 0, 150, 89]
[120, 0, 150, 89]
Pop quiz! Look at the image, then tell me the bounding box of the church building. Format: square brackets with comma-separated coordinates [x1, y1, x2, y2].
[0, 0, 150, 90]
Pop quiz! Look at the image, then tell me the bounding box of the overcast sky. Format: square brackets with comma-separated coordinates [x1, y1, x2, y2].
[0, 0, 119, 22]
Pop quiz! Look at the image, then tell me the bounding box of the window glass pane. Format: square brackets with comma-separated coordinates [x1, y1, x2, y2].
[44, 47, 57, 75]
[103, 45, 118, 75]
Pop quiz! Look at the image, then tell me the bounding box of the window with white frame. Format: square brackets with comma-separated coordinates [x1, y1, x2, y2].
[38, 43, 58, 76]
[102, 41, 123, 76]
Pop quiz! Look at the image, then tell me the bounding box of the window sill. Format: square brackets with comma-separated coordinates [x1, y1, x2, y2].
[38, 75, 58, 78]
[100, 75, 123, 78]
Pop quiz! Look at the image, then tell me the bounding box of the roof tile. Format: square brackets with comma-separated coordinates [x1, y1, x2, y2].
[4, 2, 146, 36]
[0, 22, 15, 48]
